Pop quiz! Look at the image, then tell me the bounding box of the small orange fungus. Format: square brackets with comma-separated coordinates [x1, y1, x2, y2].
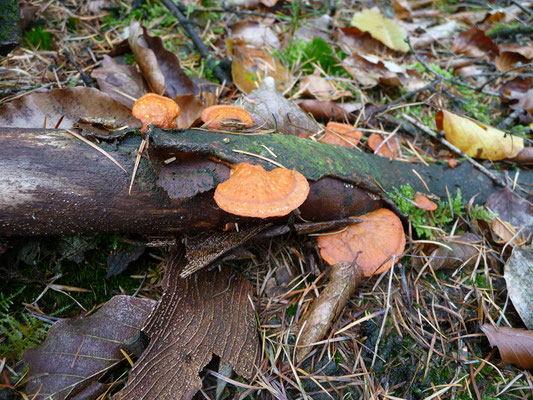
[214, 163, 309, 218]
[413, 193, 438, 211]
[319, 121, 362, 148]
[318, 208, 405, 277]
[367, 133, 399, 158]
[132, 93, 181, 133]
[201, 105, 253, 129]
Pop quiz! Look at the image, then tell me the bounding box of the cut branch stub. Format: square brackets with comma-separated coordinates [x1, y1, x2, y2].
[214, 162, 310, 218]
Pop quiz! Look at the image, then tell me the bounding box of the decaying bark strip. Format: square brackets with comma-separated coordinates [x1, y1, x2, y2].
[1, 127, 531, 237]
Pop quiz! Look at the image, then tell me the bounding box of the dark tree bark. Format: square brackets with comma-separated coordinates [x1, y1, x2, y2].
[1, 127, 531, 237]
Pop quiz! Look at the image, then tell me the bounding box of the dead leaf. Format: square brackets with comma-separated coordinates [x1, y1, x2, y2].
[296, 74, 350, 101]
[129, 20, 195, 98]
[174, 94, 205, 129]
[0, 87, 140, 129]
[495, 43, 533, 72]
[336, 27, 395, 57]
[411, 20, 460, 49]
[298, 99, 361, 122]
[107, 246, 146, 278]
[451, 26, 499, 58]
[499, 77, 533, 115]
[481, 325, 533, 369]
[114, 249, 259, 400]
[91, 55, 147, 109]
[230, 21, 280, 49]
[350, 8, 409, 53]
[436, 110, 524, 160]
[486, 187, 533, 244]
[237, 76, 321, 137]
[505, 245, 533, 329]
[23, 296, 155, 400]
[228, 39, 292, 94]
[393, 0, 411, 19]
[425, 233, 485, 270]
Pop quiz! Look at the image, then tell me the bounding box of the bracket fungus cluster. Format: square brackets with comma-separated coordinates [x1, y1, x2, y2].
[132, 93, 181, 133]
[201, 105, 253, 130]
[319, 121, 362, 149]
[214, 162, 309, 218]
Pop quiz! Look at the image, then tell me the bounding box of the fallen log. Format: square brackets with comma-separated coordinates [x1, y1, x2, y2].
[1, 127, 531, 237]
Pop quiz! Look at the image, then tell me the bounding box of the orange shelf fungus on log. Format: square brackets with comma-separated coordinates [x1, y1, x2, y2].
[214, 163, 309, 218]
[318, 208, 405, 276]
[201, 105, 253, 130]
[414, 193, 438, 211]
[132, 93, 181, 133]
[319, 121, 362, 148]
[367, 133, 399, 158]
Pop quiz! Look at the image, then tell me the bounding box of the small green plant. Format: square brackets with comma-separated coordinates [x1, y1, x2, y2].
[25, 26, 53, 51]
[0, 289, 48, 360]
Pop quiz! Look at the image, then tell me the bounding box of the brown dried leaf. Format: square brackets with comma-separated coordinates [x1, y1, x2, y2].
[481, 325, 533, 369]
[129, 20, 195, 98]
[393, 0, 411, 19]
[411, 21, 460, 49]
[499, 77, 533, 115]
[23, 296, 155, 400]
[174, 94, 205, 129]
[91, 55, 147, 109]
[426, 233, 485, 270]
[114, 249, 259, 400]
[451, 27, 499, 58]
[229, 39, 292, 94]
[230, 20, 280, 49]
[237, 77, 321, 137]
[296, 74, 351, 101]
[0, 87, 140, 129]
[495, 43, 533, 72]
[336, 27, 395, 57]
[486, 187, 533, 244]
[298, 100, 361, 122]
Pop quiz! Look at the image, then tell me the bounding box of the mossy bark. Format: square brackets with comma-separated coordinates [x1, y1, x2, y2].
[0, 0, 21, 56]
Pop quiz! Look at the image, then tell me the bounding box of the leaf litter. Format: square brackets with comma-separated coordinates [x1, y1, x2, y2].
[1, 0, 533, 399]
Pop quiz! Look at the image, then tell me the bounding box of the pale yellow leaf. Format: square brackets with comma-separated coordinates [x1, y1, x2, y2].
[436, 110, 523, 160]
[350, 8, 409, 53]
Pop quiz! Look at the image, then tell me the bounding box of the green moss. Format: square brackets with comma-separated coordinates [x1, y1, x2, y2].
[25, 26, 53, 51]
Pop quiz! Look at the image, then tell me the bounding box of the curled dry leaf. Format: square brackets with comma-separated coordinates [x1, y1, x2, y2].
[495, 43, 533, 72]
[451, 26, 499, 58]
[174, 94, 206, 129]
[228, 38, 292, 94]
[436, 110, 524, 160]
[114, 251, 259, 400]
[23, 296, 155, 400]
[481, 325, 533, 369]
[486, 187, 533, 245]
[298, 100, 361, 122]
[319, 121, 362, 148]
[318, 208, 406, 277]
[350, 8, 409, 53]
[0, 87, 140, 130]
[504, 245, 533, 329]
[91, 55, 147, 109]
[297, 74, 351, 101]
[214, 162, 310, 218]
[129, 19, 195, 98]
[367, 133, 400, 159]
[237, 76, 321, 137]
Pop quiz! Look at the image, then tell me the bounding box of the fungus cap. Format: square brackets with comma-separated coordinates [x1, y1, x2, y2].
[201, 105, 253, 129]
[132, 93, 181, 133]
[318, 208, 405, 277]
[367, 133, 399, 158]
[319, 121, 362, 148]
[414, 193, 438, 211]
[214, 163, 309, 218]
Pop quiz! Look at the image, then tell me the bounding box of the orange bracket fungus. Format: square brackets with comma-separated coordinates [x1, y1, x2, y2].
[367, 133, 399, 159]
[201, 105, 253, 130]
[319, 121, 362, 148]
[413, 193, 438, 211]
[297, 208, 405, 361]
[318, 208, 405, 277]
[132, 93, 181, 133]
[214, 162, 309, 218]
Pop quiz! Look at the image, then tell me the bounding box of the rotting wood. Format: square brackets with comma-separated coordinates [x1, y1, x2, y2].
[1, 127, 531, 237]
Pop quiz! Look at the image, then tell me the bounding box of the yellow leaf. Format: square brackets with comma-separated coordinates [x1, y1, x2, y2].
[436, 110, 524, 160]
[350, 8, 409, 53]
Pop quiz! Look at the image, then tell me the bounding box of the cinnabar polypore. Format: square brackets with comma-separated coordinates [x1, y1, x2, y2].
[413, 193, 438, 211]
[214, 163, 309, 218]
[132, 93, 181, 133]
[367, 133, 399, 158]
[201, 105, 253, 129]
[319, 121, 362, 148]
[318, 208, 405, 276]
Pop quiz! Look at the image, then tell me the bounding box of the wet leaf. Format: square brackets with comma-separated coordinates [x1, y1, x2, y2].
[0, 87, 140, 130]
[129, 20, 195, 98]
[481, 325, 533, 369]
[114, 250, 259, 400]
[237, 77, 321, 137]
[91, 55, 147, 109]
[436, 110, 524, 160]
[505, 245, 533, 329]
[350, 8, 409, 53]
[451, 26, 499, 58]
[23, 296, 155, 400]
[229, 39, 292, 94]
[486, 187, 533, 245]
